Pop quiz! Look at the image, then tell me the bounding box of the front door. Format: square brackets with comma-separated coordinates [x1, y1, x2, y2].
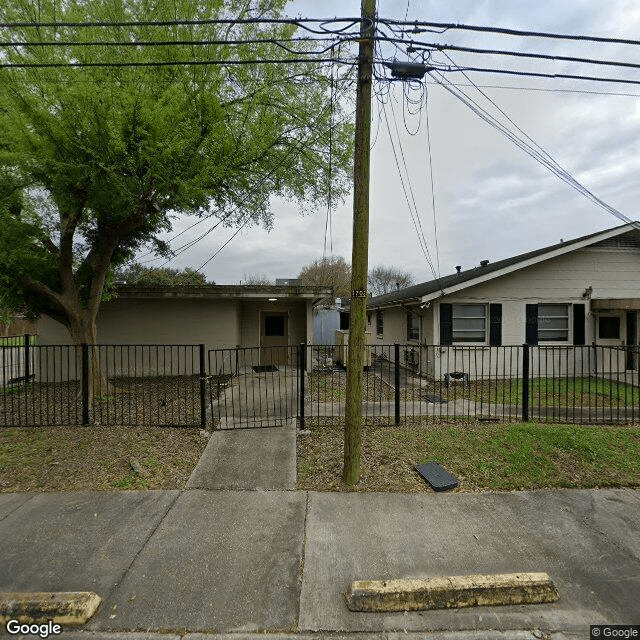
[261, 312, 289, 366]
[626, 311, 637, 370]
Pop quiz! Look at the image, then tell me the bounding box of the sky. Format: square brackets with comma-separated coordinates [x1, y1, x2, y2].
[138, 0, 640, 286]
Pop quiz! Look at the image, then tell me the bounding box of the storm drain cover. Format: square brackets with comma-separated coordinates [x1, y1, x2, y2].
[252, 365, 279, 373]
[415, 461, 459, 491]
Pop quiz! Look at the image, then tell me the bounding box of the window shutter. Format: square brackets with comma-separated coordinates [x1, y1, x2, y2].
[489, 303, 502, 346]
[525, 304, 538, 345]
[573, 303, 586, 345]
[440, 303, 453, 345]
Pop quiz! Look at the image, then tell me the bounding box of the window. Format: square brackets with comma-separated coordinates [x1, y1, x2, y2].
[538, 304, 569, 342]
[376, 310, 384, 337]
[264, 314, 285, 336]
[599, 315, 621, 340]
[407, 312, 420, 341]
[452, 304, 486, 343]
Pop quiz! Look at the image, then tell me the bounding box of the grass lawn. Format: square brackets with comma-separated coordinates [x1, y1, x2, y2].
[0, 336, 37, 346]
[450, 377, 640, 408]
[297, 418, 640, 493]
[0, 425, 208, 492]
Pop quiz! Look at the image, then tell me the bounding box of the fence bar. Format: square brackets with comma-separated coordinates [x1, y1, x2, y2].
[394, 343, 400, 425]
[299, 343, 306, 430]
[81, 343, 89, 425]
[199, 343, 206, 430]
[522, 343, 530, 422]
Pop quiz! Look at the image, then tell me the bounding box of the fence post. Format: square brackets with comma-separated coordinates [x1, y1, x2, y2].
[394, 343, 400, 426]
[199, 344, 206, 431]
[23, 333, 30, 381]
[522, 343, 529, 422]
[298, 343, 305, 430]
[81, 343, 90, 426]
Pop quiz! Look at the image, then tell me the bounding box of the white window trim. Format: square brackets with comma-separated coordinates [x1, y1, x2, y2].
[451, 303, 487, 345]
[537, 303, 570, 343]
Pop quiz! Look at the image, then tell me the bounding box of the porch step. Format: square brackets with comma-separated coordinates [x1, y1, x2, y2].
[187, 420, 297, 491]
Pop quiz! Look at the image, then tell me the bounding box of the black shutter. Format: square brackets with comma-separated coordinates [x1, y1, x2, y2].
[440, 303, 453, 345]
[573, 303, 586, 345]
[489, 303, 502, 346]
[525, 304, 538, 345]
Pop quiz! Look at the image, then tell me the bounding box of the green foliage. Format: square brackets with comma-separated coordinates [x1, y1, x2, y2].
[0, 0, 354, 332]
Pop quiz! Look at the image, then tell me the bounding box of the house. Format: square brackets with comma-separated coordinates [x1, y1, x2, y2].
[37, 284, 331, 377]
[313, 298, 350, 344]
[364, 223, 640, 379]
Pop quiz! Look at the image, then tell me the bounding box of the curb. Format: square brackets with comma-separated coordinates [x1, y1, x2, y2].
[0, 592, 102, 625]
[344, 572, 559, 612]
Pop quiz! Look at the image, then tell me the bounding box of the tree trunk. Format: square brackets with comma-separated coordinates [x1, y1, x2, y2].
[68, 314, 113, 422]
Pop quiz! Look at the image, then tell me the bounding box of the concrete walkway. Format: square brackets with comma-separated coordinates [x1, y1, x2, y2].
[187, 419, 297, 490]
[209, 366, 300, 429]
[1, 487, 639, 637]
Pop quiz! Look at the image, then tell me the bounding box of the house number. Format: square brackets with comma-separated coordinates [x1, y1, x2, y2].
[352, 289, 367, 298]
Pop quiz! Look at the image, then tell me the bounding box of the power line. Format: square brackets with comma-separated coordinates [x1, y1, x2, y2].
[0, 56, 355, 69]
[378, 37, 640, 72]
[382, 18, 640, 47]
[428, 64, 634, 227]
[428, 62, 640, 87]
[0, 17, 361, 29]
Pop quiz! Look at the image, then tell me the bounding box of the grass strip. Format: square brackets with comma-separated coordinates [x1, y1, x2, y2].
[297, 418, 640, 493]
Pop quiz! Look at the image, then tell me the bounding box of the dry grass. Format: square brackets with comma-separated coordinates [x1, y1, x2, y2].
[0, 425, 209, 492]
[297, 417, 640, 493]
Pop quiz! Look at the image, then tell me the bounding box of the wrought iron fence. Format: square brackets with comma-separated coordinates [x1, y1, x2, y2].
[0, 342, 206, 427]
[2, 340, 638, 427]
[305, 343, 640, 425]
[208, 345, 302, 428]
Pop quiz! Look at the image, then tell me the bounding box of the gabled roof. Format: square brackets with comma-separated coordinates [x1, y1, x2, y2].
[367, 222, 640, 309]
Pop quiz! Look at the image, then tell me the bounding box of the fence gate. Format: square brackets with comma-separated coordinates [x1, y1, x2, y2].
[207, 345, 302, 428]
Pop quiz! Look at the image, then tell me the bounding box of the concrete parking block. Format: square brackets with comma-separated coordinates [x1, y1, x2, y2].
[90, 490, 306, 633]
[0, 591, 101, 624]
[0, 491, 179, 595]
[299, 489, 638, 633]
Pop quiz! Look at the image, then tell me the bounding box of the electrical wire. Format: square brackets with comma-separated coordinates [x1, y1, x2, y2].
[381, 18, 640, 47]
[428, 63, 635, 227]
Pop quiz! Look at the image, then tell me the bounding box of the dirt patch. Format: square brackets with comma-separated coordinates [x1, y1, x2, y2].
[0, 375, 217, 427]
[0, 425, 209, 492]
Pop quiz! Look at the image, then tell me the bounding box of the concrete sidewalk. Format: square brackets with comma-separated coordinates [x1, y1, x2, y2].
[1, 487, 639, 638]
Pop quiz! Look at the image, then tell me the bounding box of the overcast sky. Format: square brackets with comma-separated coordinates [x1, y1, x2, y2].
[139, 0, 640, 285]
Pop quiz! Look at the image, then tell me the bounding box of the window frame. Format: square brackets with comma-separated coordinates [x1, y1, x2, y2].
[598, 314, 621, 341]
[451, 303, 487, 344]
[407, 311, 420, 341]
[537, 303, 570, 343]
[376, 310, 384, 338]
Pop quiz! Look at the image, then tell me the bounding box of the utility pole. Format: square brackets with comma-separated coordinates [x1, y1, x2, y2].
[344, 0, 376, 485]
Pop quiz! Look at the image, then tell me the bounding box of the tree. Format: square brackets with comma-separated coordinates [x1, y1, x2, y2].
[368, 265, 415, 296]
[0, 0, 354, 355]
[242, 273, 274, 285]
[298, 256, 351, 302]
[115, 263, 210, 286]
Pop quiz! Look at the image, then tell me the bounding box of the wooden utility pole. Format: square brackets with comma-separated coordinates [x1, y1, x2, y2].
[344, 0, 376, 485]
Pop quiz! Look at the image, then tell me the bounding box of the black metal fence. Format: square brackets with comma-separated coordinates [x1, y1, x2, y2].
[1, 340, 206, 427]
[2, 339, 639, 428]
[208, 345, 303, 428]
[306, 343, 640, 425]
